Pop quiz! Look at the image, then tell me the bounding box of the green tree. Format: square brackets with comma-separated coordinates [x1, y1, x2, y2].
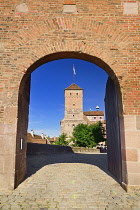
[72, 124, 96, 148]
[72, 122, 105, 148]
[89, 121, 105, 144]
[54, 133, 69, 146]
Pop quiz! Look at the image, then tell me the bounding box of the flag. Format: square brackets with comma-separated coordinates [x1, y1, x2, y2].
[73, 65, 76, 75]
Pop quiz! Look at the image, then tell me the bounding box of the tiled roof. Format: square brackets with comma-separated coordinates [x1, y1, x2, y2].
[27, 133, 42, 140]
[83, 111, 104, 116]
[65, 83, 83, 90]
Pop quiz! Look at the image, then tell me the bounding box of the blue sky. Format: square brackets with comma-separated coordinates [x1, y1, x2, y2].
[28, 59, 108, 137]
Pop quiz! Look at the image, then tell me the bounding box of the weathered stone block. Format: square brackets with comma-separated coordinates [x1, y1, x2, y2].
[4, 106, 17, 124]
[16, 3, 29, 13]
[0, 124, 16, 135]
[123, 3, 138, 15]
[0, 135, 15, 154]
[136, 116, 140, 130]
[127, 173, 140, 186]
[124, 115, 136, 131]
[125, 131, 140, 148]
[0, 173, 15, 190]
[63, 5, 78, 14]
[126, 148, 138, 162]
[127, 162, 140, 174]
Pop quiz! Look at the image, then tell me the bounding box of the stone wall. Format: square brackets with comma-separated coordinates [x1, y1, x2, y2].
[27, 143, 73, 156]
[0, 0, 140, 190]
[27, 143, 100, 156]
[71, 147, 100, 153]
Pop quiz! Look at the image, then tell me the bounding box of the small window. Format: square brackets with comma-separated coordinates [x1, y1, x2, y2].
[73, 115, 74, 117]
[72, 124, 75, 127]
[73, 103, 75, 106]
[70, 93, 72, 95]
[94, 117, 96, 119]
[100, 117, 102, 119]
[76, 93, 78, 95]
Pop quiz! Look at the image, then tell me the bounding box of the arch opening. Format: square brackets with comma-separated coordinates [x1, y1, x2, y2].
[16, 51, 125, 189]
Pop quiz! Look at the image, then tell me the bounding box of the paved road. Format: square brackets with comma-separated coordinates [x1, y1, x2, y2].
[0, 152, 140, 209]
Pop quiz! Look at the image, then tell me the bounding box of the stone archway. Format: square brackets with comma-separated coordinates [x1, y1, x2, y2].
[1, 15, 140, 191]
[15, 51, 124, 189]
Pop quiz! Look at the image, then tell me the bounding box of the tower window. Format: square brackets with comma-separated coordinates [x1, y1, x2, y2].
[72, 124, 75, 128]
[76, 93, 78, 95]
[73, 115, 74, 117]
[70, 93, 72, 95]
[73, 103, 75, 106]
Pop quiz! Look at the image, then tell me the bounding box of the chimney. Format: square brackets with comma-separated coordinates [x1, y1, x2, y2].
[31, 130, 34, 137]
[41, 133, 44, 139]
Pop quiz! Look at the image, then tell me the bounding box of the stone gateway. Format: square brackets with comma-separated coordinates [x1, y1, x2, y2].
[0, 0, 140, 191]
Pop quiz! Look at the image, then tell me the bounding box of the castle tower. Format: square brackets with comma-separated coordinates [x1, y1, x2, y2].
[61, 83, 86, 137]
[65, 83, 83, 119]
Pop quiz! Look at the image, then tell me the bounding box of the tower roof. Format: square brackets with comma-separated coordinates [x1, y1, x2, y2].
[65, 83, 83, 90]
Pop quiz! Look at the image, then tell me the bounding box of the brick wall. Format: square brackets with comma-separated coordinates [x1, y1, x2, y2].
[0, 0, 140, 190]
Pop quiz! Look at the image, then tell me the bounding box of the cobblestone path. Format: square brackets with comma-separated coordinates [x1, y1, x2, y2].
[0, 153, 140, 209]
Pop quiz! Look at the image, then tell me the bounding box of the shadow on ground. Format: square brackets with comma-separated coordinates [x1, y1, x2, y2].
[26, 152, 120, 185]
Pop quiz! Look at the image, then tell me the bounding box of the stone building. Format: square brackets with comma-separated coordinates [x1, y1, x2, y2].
[83, 111, 104, 123]
[60, 83, 105, 137]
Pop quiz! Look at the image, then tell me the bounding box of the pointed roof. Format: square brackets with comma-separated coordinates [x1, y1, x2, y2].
[65, 83, 83, 90]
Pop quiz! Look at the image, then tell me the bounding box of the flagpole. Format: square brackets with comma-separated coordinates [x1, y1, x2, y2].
[72, 65, 76, 84]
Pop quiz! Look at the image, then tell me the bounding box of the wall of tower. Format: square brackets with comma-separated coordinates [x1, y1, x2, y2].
[61, 87, 87, 137]
[61, 119, 87, 137]
[65, 89, 83, 119]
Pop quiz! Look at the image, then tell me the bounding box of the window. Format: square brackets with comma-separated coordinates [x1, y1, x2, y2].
[76, 93, 78, 95]
[94, 117, 96, 119]
[100, 117, 102, 119]
[73, 103, 75, 106]
[73, 115, 74, 117]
